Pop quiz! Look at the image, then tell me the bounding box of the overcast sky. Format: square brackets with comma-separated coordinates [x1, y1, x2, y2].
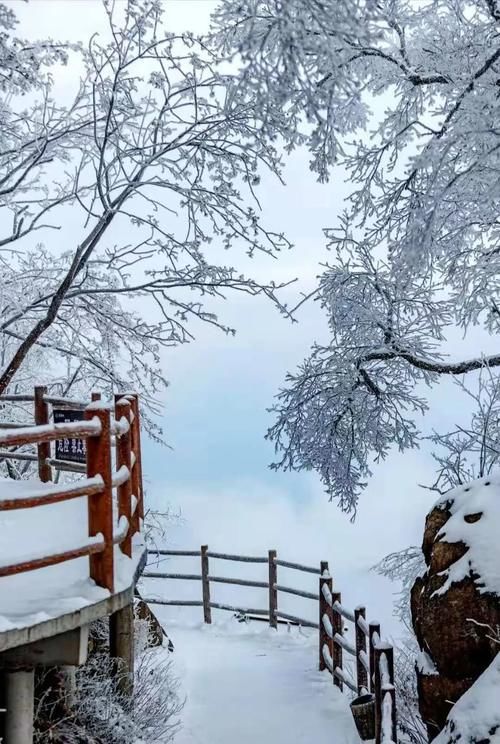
[14, 0, 472, 633]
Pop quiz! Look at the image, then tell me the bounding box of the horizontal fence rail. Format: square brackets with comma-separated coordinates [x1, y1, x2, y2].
[0, 387, 145, 595]
[142, 547, 399, 743]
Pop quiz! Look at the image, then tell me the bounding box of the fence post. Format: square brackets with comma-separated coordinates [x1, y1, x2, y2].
[201, 545, 211, 624]
[268, 549, 278, 629]
[319, 561, 332, 672]
[128, 394, 142, 535]
[384, 645, 397, 742]
[115, 396, 133, 558]
[355, 606, 369, 694]
[373, 640, 383, 744]
[130, 394, 144, 521]
[34, 385, 52, 483]
[85, 404, 114, 592]
[369, 621, 380, 694]
[332, 591, 343, 690]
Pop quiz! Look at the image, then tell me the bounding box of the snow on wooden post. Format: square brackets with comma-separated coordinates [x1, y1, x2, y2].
[115, 396, 132, 558]
[130, 394, 144, 522]
[128, 394, 142, 535]
[85, 404, 114, 592]
[268, 549, 278, 629]
[34, 385, 52, 483]
[355, 606, 369, 694]
[332, 591, 343, 690]
[369, 621, 380, 694]
[383, 645, 397, 743]
[373, 642, 385, 744]
[201, 545, 212, 624]
[319, 561, 332, 672]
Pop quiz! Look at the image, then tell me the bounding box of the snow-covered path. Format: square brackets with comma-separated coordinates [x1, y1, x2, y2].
[159, 615, 362, 744]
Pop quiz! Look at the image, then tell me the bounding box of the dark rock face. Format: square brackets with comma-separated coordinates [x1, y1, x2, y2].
[411, 495, 500, 741]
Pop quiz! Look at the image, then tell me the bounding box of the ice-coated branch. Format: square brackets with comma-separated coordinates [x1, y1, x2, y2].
[0, 0, 295, 408]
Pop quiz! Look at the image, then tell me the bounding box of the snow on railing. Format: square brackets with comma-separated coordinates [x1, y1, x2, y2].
[0, 389, 145, 595]
[141, 550, 400, 743]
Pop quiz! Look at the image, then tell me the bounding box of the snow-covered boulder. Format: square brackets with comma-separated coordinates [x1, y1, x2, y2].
[411, 475, 500, 740]
[433, 654, 500, 744]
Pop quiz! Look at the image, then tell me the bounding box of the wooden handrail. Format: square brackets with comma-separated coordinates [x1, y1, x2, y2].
[0, 476, 104, 510]
[0, 393, 87, 408]
[274, 558, 320, 575]
[0, 536, 105, 577]
[0, 418, 101, 448]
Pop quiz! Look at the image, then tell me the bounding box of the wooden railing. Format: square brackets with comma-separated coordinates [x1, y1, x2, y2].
[143, 547, 398, 744]
[0, 391, 144, 595]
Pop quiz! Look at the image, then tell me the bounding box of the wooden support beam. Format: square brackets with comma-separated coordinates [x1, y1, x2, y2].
[109, 602, 135, 698]
[4, 668, 34, 744]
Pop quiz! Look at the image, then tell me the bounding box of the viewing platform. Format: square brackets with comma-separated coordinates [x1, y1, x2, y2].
[0, 389, 146, 743]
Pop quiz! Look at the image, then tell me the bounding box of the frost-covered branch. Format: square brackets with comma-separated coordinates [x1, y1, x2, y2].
[217, 0, 500, 510]
[0, 0, 294, 413]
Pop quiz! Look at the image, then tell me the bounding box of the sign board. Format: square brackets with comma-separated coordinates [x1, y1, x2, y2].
[53, 409, 87, 464]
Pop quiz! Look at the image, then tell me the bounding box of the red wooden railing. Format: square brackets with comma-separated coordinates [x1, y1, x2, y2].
[0, 391, 144, 594]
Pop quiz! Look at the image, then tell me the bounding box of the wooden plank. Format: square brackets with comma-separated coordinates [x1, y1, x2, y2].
[142, 572, 202, 581]
[274, 559, 321, 575]
[85, 406, 114, 592]
[141, 598, 204, 607]
[147, 549, 200, 557]
[208, 575, 268, 589]
[275, 611, 318, 629]
[207, 551, 267, 563]
[275, 584, 318, 600]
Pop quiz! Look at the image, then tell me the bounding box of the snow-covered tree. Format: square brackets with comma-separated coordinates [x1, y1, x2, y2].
[215, 0, 500, 511]
[0, 0, 291, 420]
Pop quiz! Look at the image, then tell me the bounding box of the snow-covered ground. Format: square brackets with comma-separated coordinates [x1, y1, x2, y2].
[156, 612, 363, 744]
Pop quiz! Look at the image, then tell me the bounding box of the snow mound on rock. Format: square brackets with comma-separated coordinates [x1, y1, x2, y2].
[433, 473, 500, 596]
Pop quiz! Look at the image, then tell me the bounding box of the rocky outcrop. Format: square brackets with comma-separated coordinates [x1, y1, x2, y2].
[411, 476, 500, 741]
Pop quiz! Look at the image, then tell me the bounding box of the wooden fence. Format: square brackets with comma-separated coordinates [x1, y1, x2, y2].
[0, 389, 144, 593]
[143, 547, 398, 744]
